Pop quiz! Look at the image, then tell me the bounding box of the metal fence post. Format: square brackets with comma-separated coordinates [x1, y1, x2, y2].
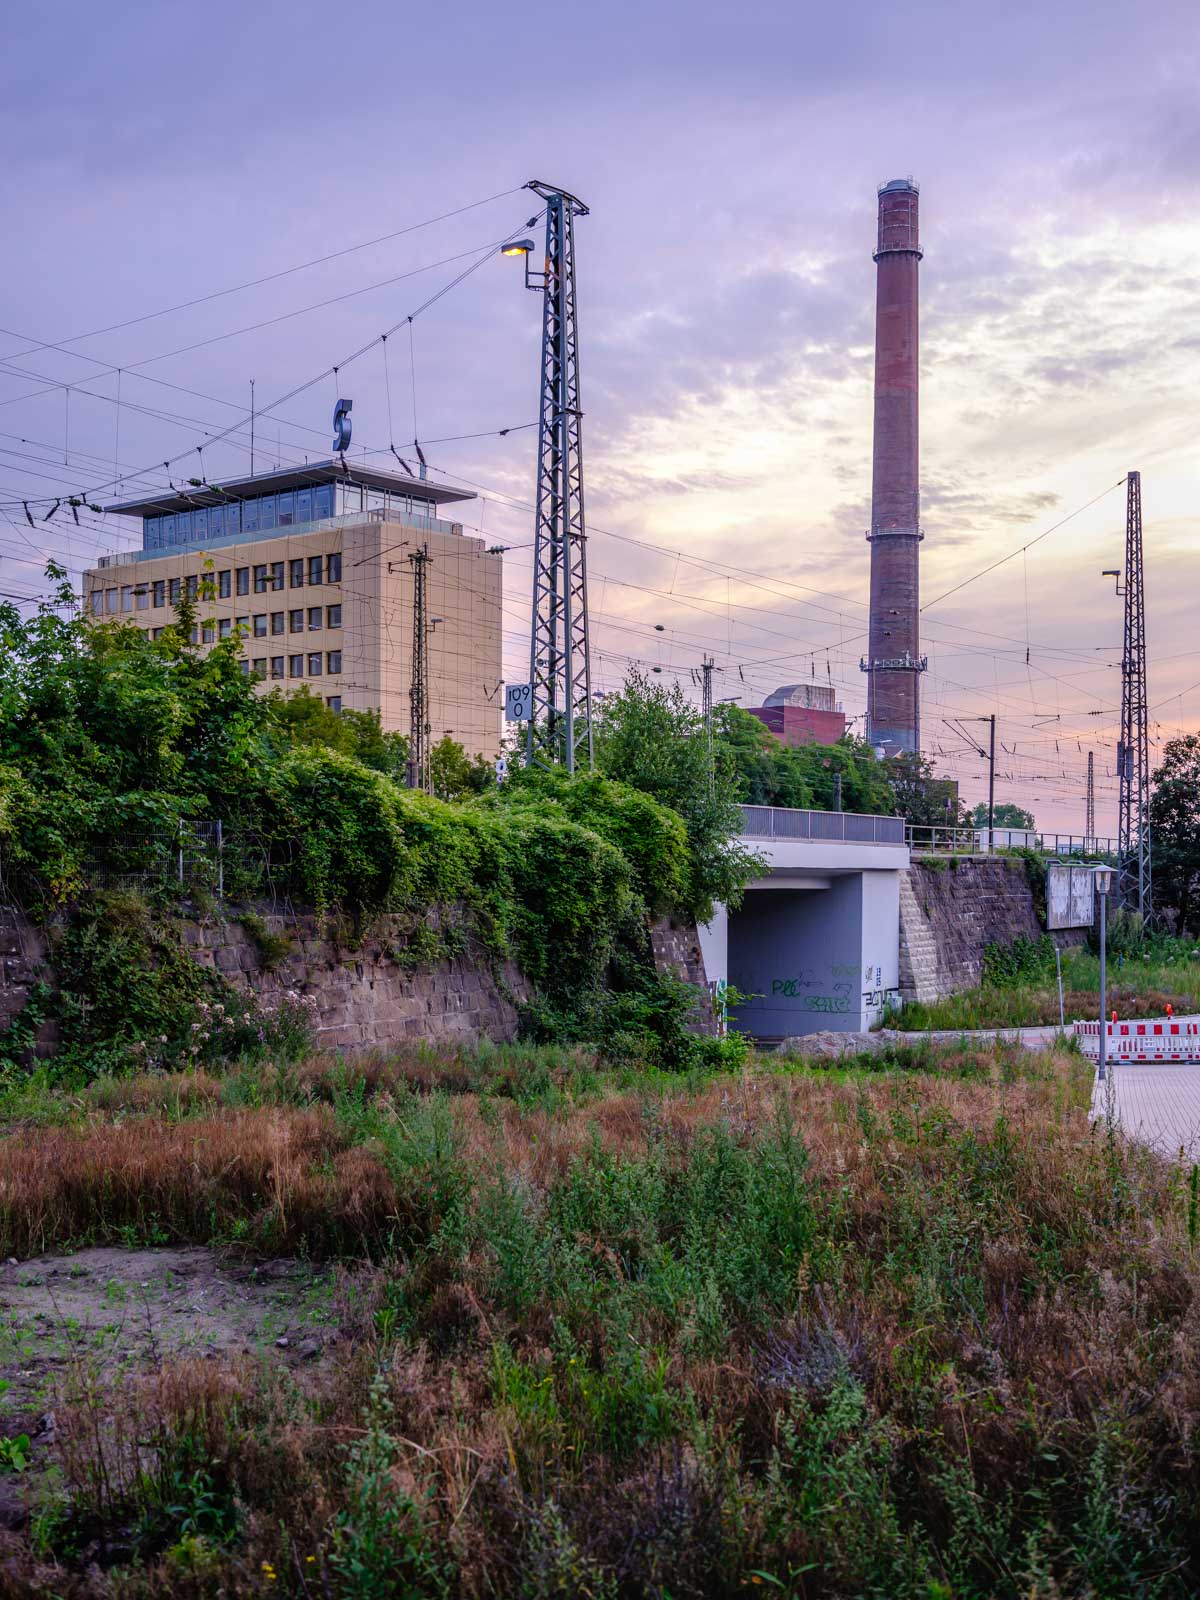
[216, 820, 224, 900]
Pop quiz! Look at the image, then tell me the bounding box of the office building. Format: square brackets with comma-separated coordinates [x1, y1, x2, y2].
[83, 460, 503, 759]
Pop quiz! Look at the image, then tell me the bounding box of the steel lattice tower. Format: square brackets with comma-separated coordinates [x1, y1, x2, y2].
[1117, 470, 1151, 916]
[408, 545, 432, 794]
[525, 181, 593, 771]
[1085, 749, 1095, 851]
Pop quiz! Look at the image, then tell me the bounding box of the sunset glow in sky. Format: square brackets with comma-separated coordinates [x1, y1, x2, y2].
[2, 0, 1198, 832]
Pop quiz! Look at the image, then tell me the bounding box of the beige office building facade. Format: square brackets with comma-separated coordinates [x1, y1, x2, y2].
[83, 462, 504, 759]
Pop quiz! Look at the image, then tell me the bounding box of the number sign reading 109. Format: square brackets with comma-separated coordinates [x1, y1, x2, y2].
[505, 683, 533, 723]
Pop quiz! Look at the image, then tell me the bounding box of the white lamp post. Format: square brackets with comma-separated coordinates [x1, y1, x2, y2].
[1094, 865, 1114, 1082]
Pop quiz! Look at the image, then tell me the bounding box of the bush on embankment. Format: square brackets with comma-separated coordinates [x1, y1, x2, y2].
[0, 574, 753, 1077]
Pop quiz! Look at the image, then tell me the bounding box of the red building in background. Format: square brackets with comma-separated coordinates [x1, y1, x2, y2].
[746, 683, 846, 748]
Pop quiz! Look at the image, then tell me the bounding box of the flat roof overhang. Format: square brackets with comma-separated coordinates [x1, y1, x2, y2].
[103, 458, 474, 517]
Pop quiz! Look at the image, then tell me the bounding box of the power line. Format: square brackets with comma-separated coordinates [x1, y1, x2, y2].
[921, 478, 1127, 613]
[0, 207, 543, 512]
[0, 188, 523, 361]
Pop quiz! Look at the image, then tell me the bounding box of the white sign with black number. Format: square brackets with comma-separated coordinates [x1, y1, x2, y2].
[505, 683, 533, 722]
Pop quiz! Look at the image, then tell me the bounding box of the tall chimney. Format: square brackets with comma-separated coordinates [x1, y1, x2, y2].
[863, 177, 925, 755]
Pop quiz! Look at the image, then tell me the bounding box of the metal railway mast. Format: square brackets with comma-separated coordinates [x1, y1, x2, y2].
[1085, 750, 1095, 852]
[524, 180, 593, 771]
[1116, 470, 1151, 917]
[408, 545, 432, 794]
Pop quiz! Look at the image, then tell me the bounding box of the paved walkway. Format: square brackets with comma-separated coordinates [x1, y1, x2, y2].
[883, 1025, 1064, 1052]
[1091, 1064, 1200, 1159]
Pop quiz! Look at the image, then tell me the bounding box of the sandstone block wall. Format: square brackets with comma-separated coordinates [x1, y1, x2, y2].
[898, 857, 1043, 1003]
[1, 904, 712, 1055]
[180, 909, 531, 1049]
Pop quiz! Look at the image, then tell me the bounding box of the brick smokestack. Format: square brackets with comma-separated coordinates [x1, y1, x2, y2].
[864, 177, 925, 755]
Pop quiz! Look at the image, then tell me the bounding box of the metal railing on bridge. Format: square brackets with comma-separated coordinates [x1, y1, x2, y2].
[905, 824, 1117, 859]
[739, 806, 906, 844]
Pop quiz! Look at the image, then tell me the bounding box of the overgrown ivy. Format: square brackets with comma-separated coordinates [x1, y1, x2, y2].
[0, 572, 754, 1075]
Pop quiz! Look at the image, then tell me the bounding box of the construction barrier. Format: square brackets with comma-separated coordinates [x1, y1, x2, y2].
[1074, 1017, 1200, 1063]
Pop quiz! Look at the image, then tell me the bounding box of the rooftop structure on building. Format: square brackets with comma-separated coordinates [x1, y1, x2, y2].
[99, 458, 473, 564]
[85, 457, 502, 760]
[747, 682, 846, 749]
[762, 683, 839, 713]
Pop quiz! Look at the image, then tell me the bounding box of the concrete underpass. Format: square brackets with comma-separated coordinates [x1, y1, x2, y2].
[700, 808, 909, 1041]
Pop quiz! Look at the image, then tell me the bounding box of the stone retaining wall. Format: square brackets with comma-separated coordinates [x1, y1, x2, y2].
[1, 904, 711, 1054]
[898, 856, 1044, 1002]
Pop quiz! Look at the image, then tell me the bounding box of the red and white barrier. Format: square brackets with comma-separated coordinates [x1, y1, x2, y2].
[1074, 1016, 1200, 1063]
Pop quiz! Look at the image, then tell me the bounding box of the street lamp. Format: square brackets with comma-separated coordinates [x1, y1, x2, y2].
[499, 238, 539, 290]
[1094, 864, 1115, 1082]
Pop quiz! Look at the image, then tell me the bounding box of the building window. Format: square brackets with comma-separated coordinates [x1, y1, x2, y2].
[327, 552, 342, 583]
[289, 654, 304, 678]
[103, 589, 116, 614]
[326, 696, 342, 713]
[289, 558, 304, 588]
[236, 567, 249, 596]
[219, 618, 232, 639]
[202, 621, 216, 644]
[277, 493, 294, 526]
[259, 496, 276, 530]
[235, 615, 249, 633]
[218, 569, 231, 599]
[326, 603, 342, 628]
[151, 627, 163, 641]
[168, 579, 181, 605]
[315, 485, 334, 519]
[253, 614, 268, 638]
[308, 555, 322, 587]
[135, 585, 149, 612]
[289, 609, 304, 633]
[239, 660, 250, 676]
[253, 658, 268, 679]
[307, 652, 323, 676]
[152, 580, 165, 608]
[253, 564, 268, 593]
[243, 499, 259, 533]
[190, 625, 200, 645]
[120, 586, 133, 612]
[270, 656, 285, 679]
[296, 488, 312, 523]
[270, 612, 285, 635]
[327, 650, 342, 674]
[307, 606, 322, 631]
[270, 561, 285, 591]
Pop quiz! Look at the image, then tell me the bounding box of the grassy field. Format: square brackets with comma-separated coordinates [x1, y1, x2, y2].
[897, 942, 1200, 1031]
[2, 1038, 1200, 1597]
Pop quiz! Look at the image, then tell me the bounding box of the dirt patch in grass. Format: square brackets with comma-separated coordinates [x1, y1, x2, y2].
[1, 1246, 337, 1409]
[0, 1246, 350, 1541]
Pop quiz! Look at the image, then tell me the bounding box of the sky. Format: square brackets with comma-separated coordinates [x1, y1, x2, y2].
[2, 0, 1198, 833]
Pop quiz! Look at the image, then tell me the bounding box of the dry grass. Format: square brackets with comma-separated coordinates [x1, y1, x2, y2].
[0, 1107, 396, 1258]
[4, 1040, 1200, 1595]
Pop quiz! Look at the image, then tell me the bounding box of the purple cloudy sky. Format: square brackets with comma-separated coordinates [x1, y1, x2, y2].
[2, 0, 1198, 831]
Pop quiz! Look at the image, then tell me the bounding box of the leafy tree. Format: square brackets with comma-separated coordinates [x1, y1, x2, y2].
[265, 687, 410, 780]
[970, 801, 1035, 830]
[711, 705, 896, 815]
[429, 736, 495, 802]
[887, 751, 966, 829]
[1150, 734, 1200, 932]
[593, 670, 759, 921]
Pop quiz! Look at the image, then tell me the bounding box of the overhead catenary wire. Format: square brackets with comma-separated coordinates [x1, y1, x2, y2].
[0, 207, 544, 514]
[0, 188, 524, 363]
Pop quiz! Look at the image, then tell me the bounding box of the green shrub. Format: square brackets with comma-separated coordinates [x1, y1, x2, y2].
[982, 933, 1055, 988]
